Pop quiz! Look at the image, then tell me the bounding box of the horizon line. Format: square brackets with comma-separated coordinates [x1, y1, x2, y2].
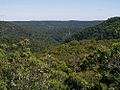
[2, 19, 105, 22]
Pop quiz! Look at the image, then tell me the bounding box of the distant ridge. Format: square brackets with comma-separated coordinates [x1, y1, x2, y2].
[65, 17, 120, 42]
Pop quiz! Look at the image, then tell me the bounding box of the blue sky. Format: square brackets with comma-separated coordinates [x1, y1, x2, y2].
[0, 0, 120, 21]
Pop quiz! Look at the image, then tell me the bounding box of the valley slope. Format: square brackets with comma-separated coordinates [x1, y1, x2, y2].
[65, 17, 120, 42]
[0, 17, 120, 90]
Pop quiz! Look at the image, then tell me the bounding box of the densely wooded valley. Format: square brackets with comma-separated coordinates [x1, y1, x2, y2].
[0, 17, 120, 90]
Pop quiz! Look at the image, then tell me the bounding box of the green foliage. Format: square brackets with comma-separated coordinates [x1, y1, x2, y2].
[65, 17, 120, 42]
[79, 42, 120, 89]
[0, 20, 101, 52]
[1, 17, 120, 89]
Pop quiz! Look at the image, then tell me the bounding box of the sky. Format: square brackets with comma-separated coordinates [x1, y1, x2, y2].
[0, 0, 120, 21]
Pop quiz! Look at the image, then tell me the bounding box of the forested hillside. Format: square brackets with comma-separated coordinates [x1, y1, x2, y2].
[0, 17, 120, 90]
[1, 39, 120, 89]
[65, 17, 120, 42]
[10, 21, 101, 52]
[0, 21, 28, 38]
[11, 21, 102, 43]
